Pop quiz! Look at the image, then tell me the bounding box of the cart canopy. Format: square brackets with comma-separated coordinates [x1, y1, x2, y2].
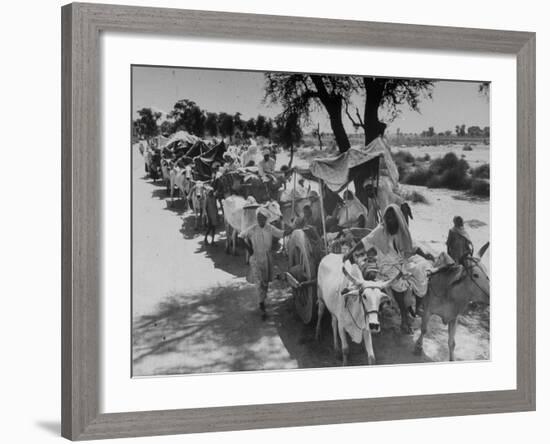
[160, 130, 200, 148]
[310, 137, 398, 192]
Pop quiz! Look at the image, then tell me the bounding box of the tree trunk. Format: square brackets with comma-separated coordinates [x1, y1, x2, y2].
[363, 78, 387, 145]
[328, 104, 351, 153]
[310, 75, 351, 153]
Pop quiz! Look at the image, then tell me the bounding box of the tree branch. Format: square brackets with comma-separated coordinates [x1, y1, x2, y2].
[344, 99, 364, 130]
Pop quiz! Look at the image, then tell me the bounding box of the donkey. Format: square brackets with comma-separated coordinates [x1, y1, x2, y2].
[415, 242, 490, 361]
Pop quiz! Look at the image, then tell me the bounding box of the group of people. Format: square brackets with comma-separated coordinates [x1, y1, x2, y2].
[193, 142, 476, 325]
[242, 195, 474, 329]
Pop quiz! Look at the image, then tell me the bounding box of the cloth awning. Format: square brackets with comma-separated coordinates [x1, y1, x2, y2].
[309, 137, 399, 191]
[160, 130, 200, 148]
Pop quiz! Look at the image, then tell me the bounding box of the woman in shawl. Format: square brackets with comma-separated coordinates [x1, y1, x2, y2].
[343, 204, 432, 333]
[446, 216, 473, 264]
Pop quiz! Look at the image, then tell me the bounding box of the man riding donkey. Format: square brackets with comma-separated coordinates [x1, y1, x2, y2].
[446, 215, 473, 264]
[343, 204, 433, 333]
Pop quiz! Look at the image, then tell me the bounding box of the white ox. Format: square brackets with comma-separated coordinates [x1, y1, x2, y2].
[316, 254, 398, 365]
[160, 158, 174, 193]
[169, 164, 193, 206]
[222, 196, 281, 257]
[188, 181, 211, 230]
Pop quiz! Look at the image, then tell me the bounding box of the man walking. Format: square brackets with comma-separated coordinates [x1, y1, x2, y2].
[240, 206, 285, 318]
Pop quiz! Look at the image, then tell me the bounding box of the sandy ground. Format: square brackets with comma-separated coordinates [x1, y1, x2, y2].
[132, 143, 490, 376]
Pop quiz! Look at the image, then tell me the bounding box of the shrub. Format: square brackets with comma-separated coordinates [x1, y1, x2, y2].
[401, 151, 479, 191]
[425, 175, 442, 188]
[470, 179, 490, 197]
[401, 189, 428, 204]
[429, 152, 463, 174]
[416, 153, 431, 162]
[427, 152, 471, 190]
[472, 163, 490, 179]
[435, 168, 472, 190]
[402, 167, 432, 186]
[395, 150, 415, 163]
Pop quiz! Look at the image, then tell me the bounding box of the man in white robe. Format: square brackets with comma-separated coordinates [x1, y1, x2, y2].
[258, 148, 276, 182]
[240, 207, 285, 317]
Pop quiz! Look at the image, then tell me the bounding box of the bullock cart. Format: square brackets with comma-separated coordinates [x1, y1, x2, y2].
[284, 147, 385, 324]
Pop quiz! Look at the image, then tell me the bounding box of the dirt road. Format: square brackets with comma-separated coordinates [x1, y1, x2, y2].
[132, 144, 489, 377]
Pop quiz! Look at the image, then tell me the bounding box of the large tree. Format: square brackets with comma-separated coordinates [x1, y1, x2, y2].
[134, 107, 161, 139]
[346, 77, 433, 145]
[204, 112, 219, 137]
[264, 74, 433, 152]
[169, 99, 205, 136]
[272, 112, 302, 148]
[217, 112, 234, 140]
[265, 73, 352, 152]
[243, 117, 256, 139]
[159, 120, 175, 136]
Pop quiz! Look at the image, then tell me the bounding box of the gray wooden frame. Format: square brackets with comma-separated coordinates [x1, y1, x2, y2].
[61, 2, 536, 440]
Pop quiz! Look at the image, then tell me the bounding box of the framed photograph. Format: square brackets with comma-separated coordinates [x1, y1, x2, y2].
[62, 2, 535, 440]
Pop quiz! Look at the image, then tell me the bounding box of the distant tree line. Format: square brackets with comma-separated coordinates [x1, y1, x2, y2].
[132, 99, 302, 150]
[413, 124, 489, 138]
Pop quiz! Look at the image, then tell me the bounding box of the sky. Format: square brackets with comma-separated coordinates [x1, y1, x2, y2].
[132, 65, 490, 135]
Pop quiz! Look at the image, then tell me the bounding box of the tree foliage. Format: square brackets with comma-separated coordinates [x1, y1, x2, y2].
[265, 73, 352, 151]
[204, 112, 219, 137]
[134, 107, 161, 139]
[272, 112, 302, 148]
[479, 81, 490, 98]
[217, 112, 234, 139]
[169, 99, 206, 137]
[264, 73, 434, 152]
[146, 97, 278, 143]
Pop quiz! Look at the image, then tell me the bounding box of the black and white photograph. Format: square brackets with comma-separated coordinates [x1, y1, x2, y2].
[132, 66, 491, 377]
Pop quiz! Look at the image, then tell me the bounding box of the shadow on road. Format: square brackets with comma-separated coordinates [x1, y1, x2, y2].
[133, 274, 433, 377]
[193, 241, 248, 279]
[272, 289, 432, 369]
[133, 281, 296, 375]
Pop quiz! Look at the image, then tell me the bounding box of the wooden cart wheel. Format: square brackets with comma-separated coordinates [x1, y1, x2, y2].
[288, 230, 316, 324]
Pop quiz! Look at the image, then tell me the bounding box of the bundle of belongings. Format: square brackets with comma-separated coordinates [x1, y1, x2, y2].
[215, 164, 285, 203]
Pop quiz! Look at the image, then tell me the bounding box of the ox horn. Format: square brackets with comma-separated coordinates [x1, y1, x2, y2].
[477, 241, 490, 259]
[341, 264, 364, 288]
[341, 264, 401, 290]
[360, 272, 402, 290]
